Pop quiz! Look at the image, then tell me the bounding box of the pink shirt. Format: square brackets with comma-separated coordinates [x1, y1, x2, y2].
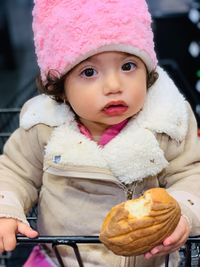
[78, 119, 129, 146]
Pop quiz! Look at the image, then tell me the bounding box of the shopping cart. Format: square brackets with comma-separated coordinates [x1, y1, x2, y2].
[0, 108, 200, 267]
[16, 235, 100, 267]
[15, 235, 200, 267]
[0, 108, 20, 153]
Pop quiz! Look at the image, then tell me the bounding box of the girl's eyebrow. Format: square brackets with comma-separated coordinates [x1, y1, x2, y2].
[77, 53, 140, 70]
[80, 55, 103, 65]
[77, 58, 95, 67]
[71, 59, 92, 73]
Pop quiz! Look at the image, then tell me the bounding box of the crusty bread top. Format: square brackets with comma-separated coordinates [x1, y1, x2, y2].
[100, 188, 181, 256]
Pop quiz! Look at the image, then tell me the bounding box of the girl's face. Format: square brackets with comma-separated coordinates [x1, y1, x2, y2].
[64, 51, 147, 136]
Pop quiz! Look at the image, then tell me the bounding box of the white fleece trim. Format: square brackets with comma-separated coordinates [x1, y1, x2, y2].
[45, 117, 168, 184]
[45, 124, 108, 169]
[103, 126, 168, 183]
[136, 67, 188, 141]
[20, 94, 74, 129]
[20, 66, 188, 142]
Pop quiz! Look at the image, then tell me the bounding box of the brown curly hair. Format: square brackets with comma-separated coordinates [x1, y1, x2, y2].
[37, 69, 159, 104]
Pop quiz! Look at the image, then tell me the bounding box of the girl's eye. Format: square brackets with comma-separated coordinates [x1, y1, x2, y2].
[121, 62, 136, 71]
[80, 68, 97, 77]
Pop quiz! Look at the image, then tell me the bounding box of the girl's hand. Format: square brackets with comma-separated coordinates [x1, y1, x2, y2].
[144, 215, 190, 259]
[0, 218, 38, 253]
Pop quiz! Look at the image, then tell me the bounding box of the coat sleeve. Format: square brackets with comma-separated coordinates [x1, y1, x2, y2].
[0, 125, 49, 225]
[158, 104, 200, 236]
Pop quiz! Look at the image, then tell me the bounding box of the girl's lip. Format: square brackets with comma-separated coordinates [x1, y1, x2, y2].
[102, 101, 128, 116]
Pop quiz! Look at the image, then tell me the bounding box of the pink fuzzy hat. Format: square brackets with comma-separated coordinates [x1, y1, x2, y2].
[32, 0, 157, 83]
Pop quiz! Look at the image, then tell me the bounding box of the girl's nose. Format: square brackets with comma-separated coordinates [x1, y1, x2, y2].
[103, 72, 122, 95]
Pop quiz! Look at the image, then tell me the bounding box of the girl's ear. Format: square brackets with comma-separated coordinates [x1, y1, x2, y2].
[61, 92, 67, 103]
[62, 96, 69, 105]
[147, 71, 159, 88]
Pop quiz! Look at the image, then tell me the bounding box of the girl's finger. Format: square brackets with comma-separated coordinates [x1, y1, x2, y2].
[0, 237, 4, 253]
[17, 222, 38, 238]
[3, 234, 16, 251]
[144, 252, 153, 259]
[164, 231, 188, 247]
[150, 245, 164, 255]
[163, 216, 189, 246]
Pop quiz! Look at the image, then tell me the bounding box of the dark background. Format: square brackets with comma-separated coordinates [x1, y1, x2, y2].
[149, 0, 200, 128]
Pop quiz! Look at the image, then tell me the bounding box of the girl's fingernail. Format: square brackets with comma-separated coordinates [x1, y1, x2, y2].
[152, 248, 159, 254]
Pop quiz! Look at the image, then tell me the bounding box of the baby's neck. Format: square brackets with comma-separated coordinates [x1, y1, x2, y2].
[77, 119, 129, 146]
[78, 119, 108, 138]
[92, 135, 101, 142]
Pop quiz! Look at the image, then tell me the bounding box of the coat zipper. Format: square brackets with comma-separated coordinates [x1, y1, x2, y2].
[122, 182, 138, 267]
[122, 181, 139, 200]
[46, 166, 138, 267]
[111, 181, 138, 267]
[126, 188, 134, 200]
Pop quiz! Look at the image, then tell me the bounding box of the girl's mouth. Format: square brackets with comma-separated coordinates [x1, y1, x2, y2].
[103, 101, 128, 116]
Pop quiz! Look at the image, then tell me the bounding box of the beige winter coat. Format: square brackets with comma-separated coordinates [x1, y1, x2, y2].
[0, 67, 200, 267]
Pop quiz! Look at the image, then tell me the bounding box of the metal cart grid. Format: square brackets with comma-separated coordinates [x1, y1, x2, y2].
[0, 108, 200, 267]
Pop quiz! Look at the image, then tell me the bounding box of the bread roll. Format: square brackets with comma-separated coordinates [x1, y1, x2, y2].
[99, 188, 181, 256]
